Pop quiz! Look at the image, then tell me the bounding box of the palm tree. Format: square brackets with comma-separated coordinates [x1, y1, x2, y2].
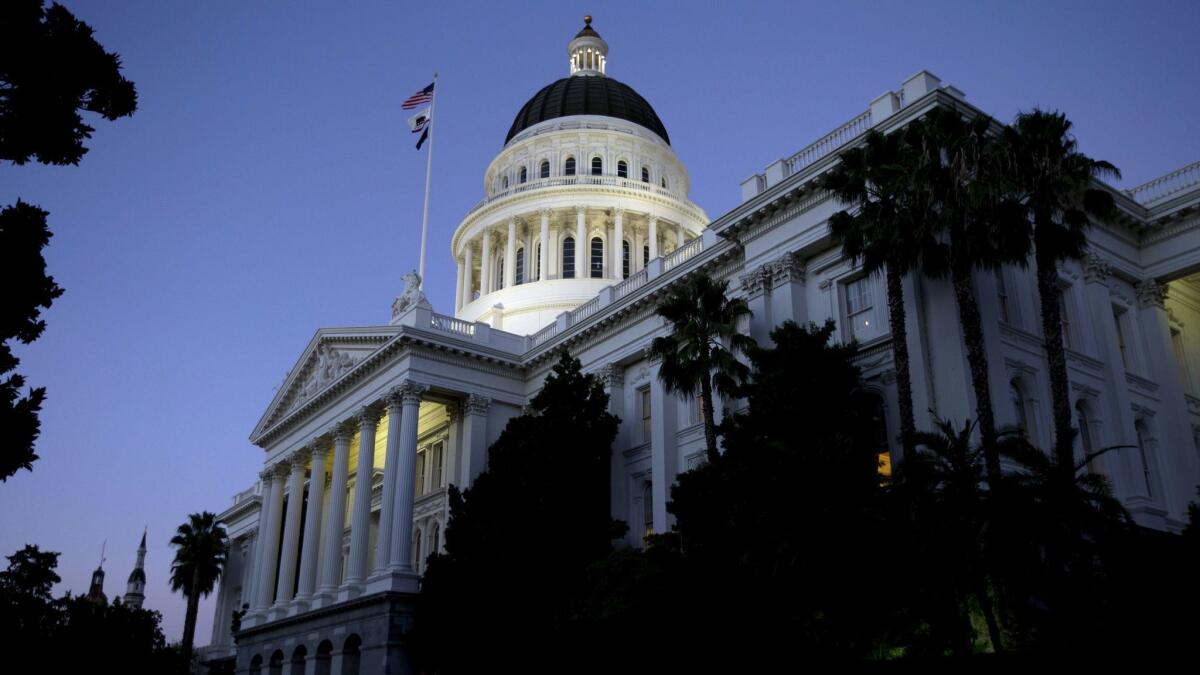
[902, 417, 1005, 653]
[823, 124, 944, 462]
[650, 273, 754, 464]
[921, 106, 1031, 484]
[170, 511, 229, 673]
[1000, 110, 1120, 471]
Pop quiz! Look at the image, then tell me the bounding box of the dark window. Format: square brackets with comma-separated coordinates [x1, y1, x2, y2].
[591, 156, 602, 176]
[502, 176, 509, 189]
[535, 242, 541, 280]
[519, 166, 527, 184]
[515, 248, 525, 285]
[622, 240, 630, 279]
[641, 166, 650, 182]
[643, 245, 650, 267]
[660, 176, 667, 189]
[565, 156, 576, 176]
[590, 237, 604, 278]
[618, 160, 628, 178]
[562, 237, 575, 279]
[540, 160, 550, 179]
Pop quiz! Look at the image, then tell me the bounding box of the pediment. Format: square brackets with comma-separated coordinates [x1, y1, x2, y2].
[251, 326, 401, 443]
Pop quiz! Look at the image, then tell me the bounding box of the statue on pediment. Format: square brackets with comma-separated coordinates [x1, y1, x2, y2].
[391, 270, 428, 318]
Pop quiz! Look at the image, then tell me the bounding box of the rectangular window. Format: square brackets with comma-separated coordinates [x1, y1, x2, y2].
[1172, 327, 1192, 394]
[640, 387, 652, 443]
[430, 441, 444, 490]
[995, 267, 1010, 324]
[1113, 306, 1130, 370]
[415, 450, 427, 498]
[843, 276, 876, 340]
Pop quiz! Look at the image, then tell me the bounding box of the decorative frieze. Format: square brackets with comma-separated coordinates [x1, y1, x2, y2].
[1136, 279, 1168, 309]
[293, 344, 362, 411]
[738, 265, 772, 297]
[464, 393, 492, 416]
[770, 252, 807, 286]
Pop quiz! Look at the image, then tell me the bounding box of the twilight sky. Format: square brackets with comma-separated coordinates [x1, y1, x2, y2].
[1, 0, 1197, 644]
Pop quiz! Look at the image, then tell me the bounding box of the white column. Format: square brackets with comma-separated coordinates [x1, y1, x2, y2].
[613, 208, 625, 279]
[480, 230, 492, 296]
[459, 394, 491, 486]
[253, 466, 285, 611]
[599, 365, 627, 542]
[676, 225, 685, 248]
[539, 209, 550, 281]
[505, 219, 517, 289]
[575, 206, 587, 278]
[649, 358, 678, 534]
[273, 454, 307, 608]
[389, 381, 427, 576]
[294, 443, 328, 605]
[648, 216, 659, 260]
[454, 258, 464, 314]
[462, 243, 474, 308]
[373, 392, 404, 576]
[343, 407, 381, 590]
[316, 426, 351, 600]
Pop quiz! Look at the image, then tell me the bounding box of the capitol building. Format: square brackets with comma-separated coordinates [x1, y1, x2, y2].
[202, 18, 1200, 675]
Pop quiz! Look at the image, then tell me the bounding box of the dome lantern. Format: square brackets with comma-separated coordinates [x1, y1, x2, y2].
[568, 16, 608, 77]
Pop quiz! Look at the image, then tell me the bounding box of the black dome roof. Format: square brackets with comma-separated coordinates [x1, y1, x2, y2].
[505, 76, 670, 145]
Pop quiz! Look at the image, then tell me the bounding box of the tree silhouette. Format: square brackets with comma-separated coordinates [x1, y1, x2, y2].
[169, 512, 228, 674]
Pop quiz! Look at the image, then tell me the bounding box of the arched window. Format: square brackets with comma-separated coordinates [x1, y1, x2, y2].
[431, 522, 441, 554]
[515, 247, 525, 285]
[502, 175, 509, 189]
[519, 166, 527, 184]
[1077, 400, 1102, 475]
[641, 166, 650, 183]
[622, 240, 631, 279]
[642, 481, 654, 539]
[314, 641, 333, 675]
[290, 646, 307, 675]
[268, 650, 284, 675]
[540, 160, 550, 179]
[564, 156, 576, 176]
[590, 237, 604, 278]
[249, 655, 264, 675]
[591, 156, 603, 176]
[342, 636, 362, 675]
[660, 175, 668, 189]
[617, 160, 628, 178]
[412, 528, 423, 573]
[562, 237, 576, 278]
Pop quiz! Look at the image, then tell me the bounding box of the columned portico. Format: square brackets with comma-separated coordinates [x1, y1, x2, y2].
[342, 407, 381, 596]
[252, 466, 284, 613]
[388, 382, 427, 579]
[271, 454, 307, 616]
[314, 426, 351, 606]
[293, 443, 327, 609]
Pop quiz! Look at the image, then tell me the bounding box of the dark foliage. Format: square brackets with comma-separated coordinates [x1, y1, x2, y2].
[0, 201, 63, 481]
[0, 0, 138, 165]
[0, 544, 174, 674]
[414, 351, 622, 673]
[170, 512, 229, 673]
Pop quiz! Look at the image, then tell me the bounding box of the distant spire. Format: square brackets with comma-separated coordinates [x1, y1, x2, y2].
[124, 528, 148, 609]
[86, 540, 107, 604]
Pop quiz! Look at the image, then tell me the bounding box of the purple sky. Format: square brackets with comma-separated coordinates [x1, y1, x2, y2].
[2, 0, 1197, 644]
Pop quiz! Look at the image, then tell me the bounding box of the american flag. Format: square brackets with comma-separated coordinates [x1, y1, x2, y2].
[402, 82, 435, 109]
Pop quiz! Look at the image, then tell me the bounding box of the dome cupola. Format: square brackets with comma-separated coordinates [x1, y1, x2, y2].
[568, 16, 607, 76]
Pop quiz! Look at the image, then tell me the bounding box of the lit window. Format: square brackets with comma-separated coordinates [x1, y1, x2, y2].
[519, 166, 527, 184]
[622, 240, 630, 279]
[640, 387, 652, 443]
[539, 160, 550, 179]
[641, 166, 650, 183]
[590, 237, 604, 278]
[618, 160, 628, 178]
[430, 441, 444, 490]
[995, 268, 1010, 324]
[562, 237, 575, 279]
[867, 394, 891, 479]
[843, 277, 876, 340]
[591, 156, 603, 176]
[415, 450, 427, 497]
[565, 156, 576, 176]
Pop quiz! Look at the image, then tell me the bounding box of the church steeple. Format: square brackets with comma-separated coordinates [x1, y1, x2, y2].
[86, 541, 107, 603]
[123, 529, 147, 609]
[568, 16, 608, 77]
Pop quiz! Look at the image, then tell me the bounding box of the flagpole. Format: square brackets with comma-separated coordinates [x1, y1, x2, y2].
[417, 73, 438, 288]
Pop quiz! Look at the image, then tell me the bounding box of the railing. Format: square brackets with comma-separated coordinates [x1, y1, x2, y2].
[612, 268, 649, 301]
[232, 483, 260, 506]
[430, 312, 475, 337]
[528, 323, 558, 348]
[784, 109, 873, 177]
[466, 174, 682, 217]
[571, 296, 600, 323]
[1126, 160, 1200, 206]
[663, 237, 702, 272]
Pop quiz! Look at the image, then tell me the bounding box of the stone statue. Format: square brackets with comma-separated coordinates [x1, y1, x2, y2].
[391, 269, 428, 318]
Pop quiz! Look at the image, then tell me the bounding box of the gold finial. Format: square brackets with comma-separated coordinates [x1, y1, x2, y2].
[584, 15, 592, 26]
